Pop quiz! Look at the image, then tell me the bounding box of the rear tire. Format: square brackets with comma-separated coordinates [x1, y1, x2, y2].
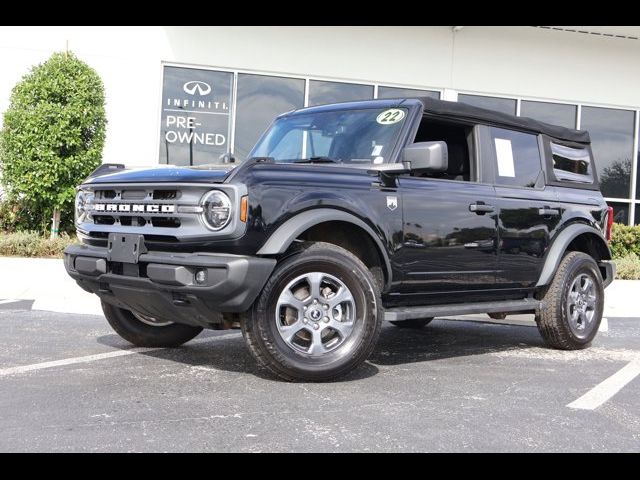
[389, 317, 434, 329]
[102, 301, 203, 347]
[536, 251, 604, 350]
[242, 242, 382, 382]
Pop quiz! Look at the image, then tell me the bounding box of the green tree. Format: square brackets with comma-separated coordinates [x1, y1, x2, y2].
[0, 51, 106, 237]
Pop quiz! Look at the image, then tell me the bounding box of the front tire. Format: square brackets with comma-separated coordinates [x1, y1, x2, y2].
[102, 301, 203, 347]
[536, 251, 604, 350]
[242, 242, 382, 382]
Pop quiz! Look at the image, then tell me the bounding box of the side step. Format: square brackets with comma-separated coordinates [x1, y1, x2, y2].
[384, 298, 542, 322]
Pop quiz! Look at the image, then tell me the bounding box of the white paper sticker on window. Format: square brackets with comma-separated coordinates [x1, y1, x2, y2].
[371, 144, 383, 156]
[494, 138, 515, 177]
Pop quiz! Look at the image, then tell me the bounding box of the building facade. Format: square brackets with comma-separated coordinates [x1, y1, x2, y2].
[1, 26, 639, 224]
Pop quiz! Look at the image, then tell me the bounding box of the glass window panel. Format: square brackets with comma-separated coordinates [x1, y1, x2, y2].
[635, 204, 640, 225]
[458, 94, 516, 115]
[608, 202, 629, 225]
[159, 66, 233, 166]
[550, 142, 593, 184]
[490, 127, 542, 188]
[234, 74, 305, 162]
[377, 86, 439, 100]
[520, 100, 577, 129]
[580, 106, 634, 199]
[308, 80, 373, 107]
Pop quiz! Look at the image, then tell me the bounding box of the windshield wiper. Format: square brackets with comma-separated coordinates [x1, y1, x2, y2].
[294, 156, 340, 164]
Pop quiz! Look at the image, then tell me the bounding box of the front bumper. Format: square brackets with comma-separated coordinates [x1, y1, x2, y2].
[63, 244, 276, 327]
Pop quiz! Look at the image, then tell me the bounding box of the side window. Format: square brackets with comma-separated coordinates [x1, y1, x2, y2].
[550, 142, 593, 184]
[490, 127, 542, 188]
[411, 118, 473, 181]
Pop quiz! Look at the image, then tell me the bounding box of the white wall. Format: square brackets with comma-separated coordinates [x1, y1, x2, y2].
[1, 26, 639, 168]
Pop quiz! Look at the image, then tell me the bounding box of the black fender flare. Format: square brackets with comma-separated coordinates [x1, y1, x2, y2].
[256, 208, 393, 291]
[536, 223, 611, 287]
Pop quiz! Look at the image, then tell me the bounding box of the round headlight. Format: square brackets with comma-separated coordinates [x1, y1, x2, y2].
[201, 190, 232, 231]
[75, 189, 93, 225]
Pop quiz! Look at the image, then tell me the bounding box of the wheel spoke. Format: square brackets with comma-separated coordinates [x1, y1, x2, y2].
[278, 322, 305, 343]
[307, 272, 324, 299]
[580, 277, 593, 294]
[578, 310, 590, 327]
[277, 289, 305, 311]
[328, 286, 354, 309]
[307, 329, 327, 355]
[586, 295, 597, 309]
[326, 319, 354, 338]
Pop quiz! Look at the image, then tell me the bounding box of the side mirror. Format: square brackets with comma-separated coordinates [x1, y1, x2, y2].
[218, 152, 236, 164]
[401, 141, 448, 173]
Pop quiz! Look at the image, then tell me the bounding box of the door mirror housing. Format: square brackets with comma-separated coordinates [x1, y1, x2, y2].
[401, 141, 448, 173]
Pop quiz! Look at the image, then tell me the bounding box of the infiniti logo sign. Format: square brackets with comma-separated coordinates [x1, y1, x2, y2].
[183, 80, 211, 96]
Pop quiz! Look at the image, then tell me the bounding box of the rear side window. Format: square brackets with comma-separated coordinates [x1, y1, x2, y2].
[489, 127, 543, 188]
[550, 142, 593, 183]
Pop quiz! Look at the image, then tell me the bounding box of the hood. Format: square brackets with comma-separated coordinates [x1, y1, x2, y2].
[84, 164, 236, 185]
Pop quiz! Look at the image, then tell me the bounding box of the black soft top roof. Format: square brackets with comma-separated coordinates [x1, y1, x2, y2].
[416, 97, 589, 144]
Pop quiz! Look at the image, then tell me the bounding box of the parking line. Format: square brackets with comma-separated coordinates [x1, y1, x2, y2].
[567, 361, 640, 410]
[0, 333, 241, 377]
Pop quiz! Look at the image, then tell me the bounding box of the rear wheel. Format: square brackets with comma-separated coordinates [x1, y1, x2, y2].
[102, 301, 203, 347]
[389, 317, 434, 329]
[536, 251, 604, 350]
[242, 242, 382, 382]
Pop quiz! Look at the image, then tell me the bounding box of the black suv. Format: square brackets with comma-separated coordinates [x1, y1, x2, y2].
[64, 97, 615, 381]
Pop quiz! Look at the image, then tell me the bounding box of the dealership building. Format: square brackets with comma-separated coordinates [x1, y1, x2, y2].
[1, 26, 639, 224]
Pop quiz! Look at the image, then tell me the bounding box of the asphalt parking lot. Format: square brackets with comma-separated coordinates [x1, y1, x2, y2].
[0, 300, 639, 452]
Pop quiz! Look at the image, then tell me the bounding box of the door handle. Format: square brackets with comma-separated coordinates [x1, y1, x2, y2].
[538, 207, 560, 217]
[469, 202, 495, 214]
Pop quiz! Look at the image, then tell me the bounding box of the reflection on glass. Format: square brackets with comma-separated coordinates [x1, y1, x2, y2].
[637, 122, 640, 200]
[458, 94, 516, 115]
[234, 74, 305, 162]
[377, 86, 439, 100]
[581, 107, 634, 199]
[159, 67, 233, 166]
[520, 100, 577, 129]
[308, 80, 373, 107]
[635, 204, 640, 226]
[608, 202, 629, 224]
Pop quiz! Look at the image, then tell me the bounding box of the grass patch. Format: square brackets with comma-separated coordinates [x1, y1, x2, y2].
[0, 231, 77, 258]
[613, 254, 640, 280]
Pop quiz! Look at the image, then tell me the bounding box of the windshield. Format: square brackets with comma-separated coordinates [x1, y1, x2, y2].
[249, 107, 408, 165]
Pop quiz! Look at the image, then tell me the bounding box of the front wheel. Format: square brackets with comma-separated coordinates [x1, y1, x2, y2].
[536, 251, 604, 350]
[102, 302, 203, 347]
[242, 242, 382, 382]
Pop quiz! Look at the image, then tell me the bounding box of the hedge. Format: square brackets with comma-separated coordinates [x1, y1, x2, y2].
[609, 223, 640, 259]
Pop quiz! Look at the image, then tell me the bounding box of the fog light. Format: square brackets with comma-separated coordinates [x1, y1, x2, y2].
[195, 269, 207, 285]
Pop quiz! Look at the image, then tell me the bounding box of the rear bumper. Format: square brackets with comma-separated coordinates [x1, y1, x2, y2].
[599, 260, 616, 289]
[63, 244, 276, 327]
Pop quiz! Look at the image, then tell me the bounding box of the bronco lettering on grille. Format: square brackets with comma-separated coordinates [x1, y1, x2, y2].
[93, 204, 175, 214]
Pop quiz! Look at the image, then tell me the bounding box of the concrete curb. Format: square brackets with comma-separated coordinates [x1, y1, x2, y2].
[0, 257, 638, 318]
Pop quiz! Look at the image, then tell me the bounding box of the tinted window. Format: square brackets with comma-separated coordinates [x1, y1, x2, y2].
[490, 127, 542, 188]
[608, 202, 629, 224]
[458, 94, 516, 115]
[378, 86, 439, 100]
[580, 107, 635, 199]
[550, 142, 593, 183]
[234, 74, 305, 161]
[637, 121, 640, 200]
[520, 101, 577, 129]
[159, 66, 233, 166]
[308, 80, 373, 106]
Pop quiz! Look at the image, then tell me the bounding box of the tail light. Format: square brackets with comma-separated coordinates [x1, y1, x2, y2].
[605, 206, 614, 242]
